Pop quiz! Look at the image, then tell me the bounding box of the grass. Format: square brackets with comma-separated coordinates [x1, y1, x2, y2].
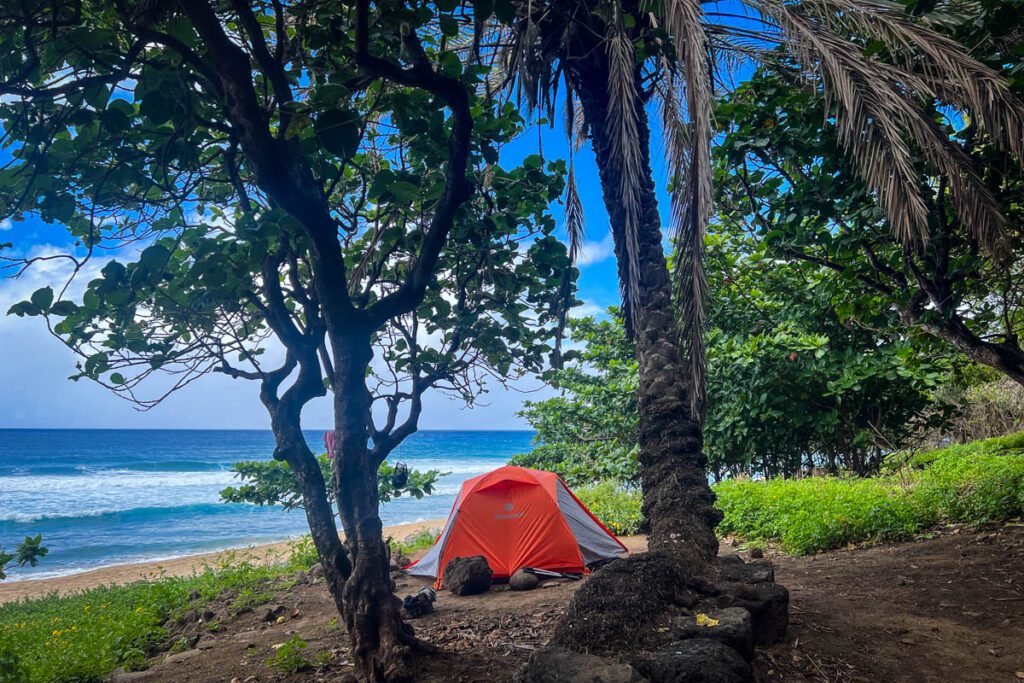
[388, 529, 438, 557]
[715, 432, 1024, 554]
[0, 541, 317, 683]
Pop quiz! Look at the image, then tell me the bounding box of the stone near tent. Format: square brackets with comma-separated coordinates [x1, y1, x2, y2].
[444, 555, 494, 596]
[509, 568, 541, 591]
[632, 639, 752, 683]
[718, 553, 745, 566]
[720, 560, 774, 584]
[717, 581, 789, 645]
[672, 607, 754, 661]
[749, 548, 764, 559]
[516, 646, 648, 683]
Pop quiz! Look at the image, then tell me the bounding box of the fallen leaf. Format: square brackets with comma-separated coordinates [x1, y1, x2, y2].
[696, 613, 720, 628]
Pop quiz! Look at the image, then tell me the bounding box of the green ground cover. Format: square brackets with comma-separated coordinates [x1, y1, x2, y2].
[715, 432, 1024, 554]
[0, 544, 316, 683]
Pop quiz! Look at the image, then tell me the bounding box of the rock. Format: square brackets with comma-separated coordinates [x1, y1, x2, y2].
[444, 556, 493, 596]
[718, 554, 745, 566]
[200, 609, 216, 622]
[632, 639, 751, 683]
[720, 561, 774, 584]
[509, 568, 540, 591]
[179, 608, 199, 624]
[749, 548, 764, 559]
[308, 562, 325, 579]
[292, 570, 309, 585]
[672, 607, 754, 660]
[718, 582, 789, 645]
[187, 589, 201, 601]
[263, 604, 288, 623]
[516, 646, 647, 682]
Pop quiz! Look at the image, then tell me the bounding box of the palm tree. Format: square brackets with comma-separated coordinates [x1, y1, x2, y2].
[493, 0, 1024, 570]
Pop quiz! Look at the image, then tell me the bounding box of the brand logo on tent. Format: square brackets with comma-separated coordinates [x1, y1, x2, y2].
[495, 502, 524, 520]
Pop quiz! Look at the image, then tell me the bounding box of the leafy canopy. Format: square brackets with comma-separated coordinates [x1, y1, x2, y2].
[516, 226, 956, 482]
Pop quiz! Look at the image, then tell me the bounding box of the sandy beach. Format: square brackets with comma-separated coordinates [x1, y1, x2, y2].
[0, 518, 446, 605]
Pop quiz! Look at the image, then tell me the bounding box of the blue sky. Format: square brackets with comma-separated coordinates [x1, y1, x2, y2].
[0, 119, 673, 430]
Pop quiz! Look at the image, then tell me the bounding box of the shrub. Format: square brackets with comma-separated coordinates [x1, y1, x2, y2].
[574, 481, 643, 536]
[715, 432, 1024, 554]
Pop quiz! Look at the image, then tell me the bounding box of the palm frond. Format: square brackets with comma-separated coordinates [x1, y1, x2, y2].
[565, 157, 585, 263]
[753, 0, 1021, 251]
[605, 13, 646, 325]
[662, 0, 714, 421]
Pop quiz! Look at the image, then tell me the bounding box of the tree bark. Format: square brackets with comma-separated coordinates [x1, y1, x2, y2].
[572, 65, 722, 572]
[331, 331, 414, 682]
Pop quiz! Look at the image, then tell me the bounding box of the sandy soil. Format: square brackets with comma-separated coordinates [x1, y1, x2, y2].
[0, 519, 446, 605]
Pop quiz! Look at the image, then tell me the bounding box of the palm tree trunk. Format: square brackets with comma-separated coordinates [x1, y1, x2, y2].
[573, 69, 722, 571]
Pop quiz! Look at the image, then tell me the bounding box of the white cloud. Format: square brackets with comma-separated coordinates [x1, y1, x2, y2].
[569, 299, 608, 320]
[0, 218, 11, 231]
[576, 234, 614, 267]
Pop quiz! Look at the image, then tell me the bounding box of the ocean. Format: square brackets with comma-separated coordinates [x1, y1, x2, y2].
[0, 429, 535, 581]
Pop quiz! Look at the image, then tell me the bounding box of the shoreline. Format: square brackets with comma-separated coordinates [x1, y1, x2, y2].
[0, 518, 446, 605]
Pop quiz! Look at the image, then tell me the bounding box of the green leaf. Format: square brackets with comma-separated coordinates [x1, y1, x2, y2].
[388, 181, 420, 202]
[315, 109, 361, 158]
[31, 287, 54, 311]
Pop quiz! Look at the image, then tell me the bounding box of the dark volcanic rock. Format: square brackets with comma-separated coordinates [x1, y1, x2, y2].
[516, 646, 647, 683]
[444, 555, 493, 596]
[718, 554, 745, 566]
[720, 560, 774, 584]
[672, 607, 754, 660]
[632, 639, 752, 683]
[718, 582, 789, 645]
[509, 568, 541, 591]
[749, 548, 764, 559]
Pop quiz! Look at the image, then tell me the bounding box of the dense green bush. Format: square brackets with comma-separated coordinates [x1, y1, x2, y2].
[0, 544, 317, 682]
[573, 482, 643, 536]
[716, 432, 1024, 554]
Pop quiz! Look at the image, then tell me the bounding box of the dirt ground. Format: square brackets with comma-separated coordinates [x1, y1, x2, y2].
[114, 525, 1024, 682]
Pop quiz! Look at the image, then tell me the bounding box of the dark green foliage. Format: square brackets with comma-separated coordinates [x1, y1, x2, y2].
[511, 315, 638, 486]
[220, 456, 441, 510]
[515, 226, 955, 481]
[0, 535, 47, 581]
[711, 59, 1024, 386]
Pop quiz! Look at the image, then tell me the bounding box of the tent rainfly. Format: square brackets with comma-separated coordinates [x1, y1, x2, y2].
[405, 465, 628, 587]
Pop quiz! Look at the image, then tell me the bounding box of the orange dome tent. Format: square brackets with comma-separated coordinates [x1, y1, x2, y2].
[405, 465, 628, 588]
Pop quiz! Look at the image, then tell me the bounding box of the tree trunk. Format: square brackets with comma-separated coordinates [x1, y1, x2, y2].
[573, 68, 722, 572]
[331, 332, 413, 682]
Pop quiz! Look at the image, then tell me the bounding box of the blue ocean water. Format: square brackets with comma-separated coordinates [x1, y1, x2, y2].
[0, 429, 535, 581]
